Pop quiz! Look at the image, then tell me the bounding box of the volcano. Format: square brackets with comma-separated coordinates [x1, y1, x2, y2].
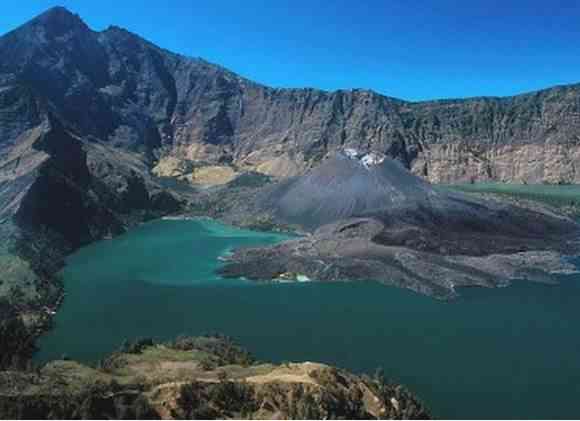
[219, 151, 580, 298]
[261, 151, 434, 230]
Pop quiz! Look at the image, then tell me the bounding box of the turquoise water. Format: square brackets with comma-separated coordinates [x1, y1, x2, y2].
[441, 182, 580, 198]
[440, 183, 580, 208]
[36, 218, 580, 419]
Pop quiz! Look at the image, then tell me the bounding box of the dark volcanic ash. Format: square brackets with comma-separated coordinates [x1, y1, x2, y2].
[220, 151, 580, 299]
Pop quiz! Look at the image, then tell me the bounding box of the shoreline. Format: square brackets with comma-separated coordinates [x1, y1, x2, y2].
[27, 213, 300, 364]
[23, 185, 580, 366]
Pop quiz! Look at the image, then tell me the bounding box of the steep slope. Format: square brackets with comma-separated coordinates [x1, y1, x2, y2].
[0, 87, 183, 369]
[2, 7, 580, 187]
[260, 151, 434, 229]
[259, 151, 577, 251]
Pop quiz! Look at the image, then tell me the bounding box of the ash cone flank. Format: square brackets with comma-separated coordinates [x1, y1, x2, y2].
[219, 150, 580, 299]
[259, 150, 576, 254]
[260, 150, 434, 230]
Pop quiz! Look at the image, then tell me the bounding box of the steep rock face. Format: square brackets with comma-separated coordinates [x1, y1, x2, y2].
[413, 142, 580, 183]
[0, 7, 186, 269]
[1, 109, 182, 254]
[3, 7, 580, 187]
[0, 81, 183, 358]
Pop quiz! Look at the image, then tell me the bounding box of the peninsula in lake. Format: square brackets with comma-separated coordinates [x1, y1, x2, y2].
[199, 150, 579, 298]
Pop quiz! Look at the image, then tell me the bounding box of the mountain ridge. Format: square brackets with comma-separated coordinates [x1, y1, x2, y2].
[1, 6, 580, 368]
[3, 7, 580, 185]
[6, 6, 579, 104]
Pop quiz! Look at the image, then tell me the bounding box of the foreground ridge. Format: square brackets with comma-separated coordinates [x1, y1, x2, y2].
[0, 336, 430, 420]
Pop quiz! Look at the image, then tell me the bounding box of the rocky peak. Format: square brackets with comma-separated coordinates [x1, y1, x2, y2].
[0, 6, 99, 77]
[100, 24, 150, 45]
[2, 7, 580, 186]
[27, 6, 90, 38]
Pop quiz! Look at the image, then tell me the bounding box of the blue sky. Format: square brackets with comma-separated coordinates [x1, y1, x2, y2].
[2, 1, 580, 101]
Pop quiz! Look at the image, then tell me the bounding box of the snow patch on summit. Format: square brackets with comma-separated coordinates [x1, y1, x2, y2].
[361, 152, 386, 168]
[342, 148, 386, 169]
[343, 148, 360, 159]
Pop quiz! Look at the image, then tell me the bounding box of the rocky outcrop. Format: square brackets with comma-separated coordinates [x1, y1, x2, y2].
[3, 7, 580, 189]
[0, 336, 430, 420]
[412, 142, 580, 184]
[1, 106, 183, 258]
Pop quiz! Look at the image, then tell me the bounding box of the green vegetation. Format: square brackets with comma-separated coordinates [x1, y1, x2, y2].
[1, 335, 431, 419]
[118, 337, 155, 354]
[165, 334, 257, 367]
[0, 223, 67, 373]
[362, 368, 431, 420]
[0, 302, 37, 370]
[0, 377, 159, 420]
[99, 335, 257, 377]
[440, 183, 580, 215]
[173, 382, 218, 419]
[303, 367, 368, 419]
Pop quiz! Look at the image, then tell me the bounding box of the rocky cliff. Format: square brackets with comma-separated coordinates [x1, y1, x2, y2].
[0, 47, 184, 367]
[2, 6, 580, 192]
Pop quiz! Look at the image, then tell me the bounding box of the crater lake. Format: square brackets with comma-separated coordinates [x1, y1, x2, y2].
[36, 218, 580, 420]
